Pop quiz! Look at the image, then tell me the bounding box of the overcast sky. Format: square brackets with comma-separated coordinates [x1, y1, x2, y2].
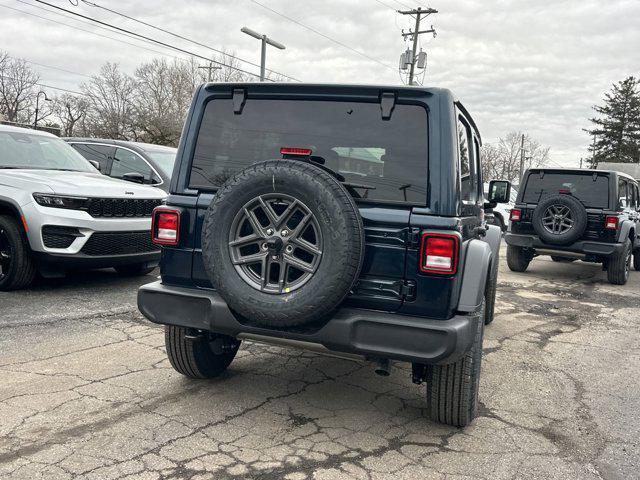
[1, 0, 639, 166]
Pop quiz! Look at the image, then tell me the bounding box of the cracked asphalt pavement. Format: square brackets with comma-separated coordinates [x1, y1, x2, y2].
[1, 252, 639, 480]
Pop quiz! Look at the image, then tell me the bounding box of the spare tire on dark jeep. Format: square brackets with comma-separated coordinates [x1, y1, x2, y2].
[201, 159, 365, 328]
[531, 194, 588, 245]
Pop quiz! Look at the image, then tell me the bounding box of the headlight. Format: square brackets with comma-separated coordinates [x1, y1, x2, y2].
[33, 193, 88, 210]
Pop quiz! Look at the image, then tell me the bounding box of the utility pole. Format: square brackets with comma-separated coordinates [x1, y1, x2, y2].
[398, 7, 437, 85]
[518, 133, 526, 183]
[198, 58, 221, 82]
[241, 27, 285, 82]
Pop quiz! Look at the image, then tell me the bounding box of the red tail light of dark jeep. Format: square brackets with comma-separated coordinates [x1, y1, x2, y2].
[152, 207, 181, 246]
[419, 233, 460, 275]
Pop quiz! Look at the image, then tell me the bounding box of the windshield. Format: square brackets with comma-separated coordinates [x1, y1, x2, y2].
[0, 131, 96, 172]
[144, 148, 177, 177]
[190, 99, 428, 204]
[522, 172, 609, 208]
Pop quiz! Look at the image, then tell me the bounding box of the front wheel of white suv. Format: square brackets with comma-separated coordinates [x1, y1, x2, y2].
[0, 215, 36, 291]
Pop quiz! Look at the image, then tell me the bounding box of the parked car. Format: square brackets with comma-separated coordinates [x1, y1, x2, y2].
[0, 125, 166, 291]
[137, 83, 511, 427]
[65, 138, 177, 192]
[485, 182, 517, 231]
[505, 168, 640, 284]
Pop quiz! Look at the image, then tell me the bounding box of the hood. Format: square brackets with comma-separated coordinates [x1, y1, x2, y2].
[0, 169, 166, 199]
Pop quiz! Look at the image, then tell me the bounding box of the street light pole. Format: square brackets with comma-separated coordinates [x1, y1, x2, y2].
[241, 27, 285, 82]
[34, 90, 51, 129]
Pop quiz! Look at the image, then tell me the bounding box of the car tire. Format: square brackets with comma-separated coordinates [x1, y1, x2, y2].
[201, 160, 365, 328]
[115, 263, 156, 276]
[484, 257, 499, 325]
[550, 256, 576, 262]
[506, 245, 530, 272]
[426, 300, 484, 427]
[634, 250, 640, 271]
[0, 215, 36, 291]
[165, 325, 240, 379]
[607, 238, 632, 285]
[531, 194, 588, 245]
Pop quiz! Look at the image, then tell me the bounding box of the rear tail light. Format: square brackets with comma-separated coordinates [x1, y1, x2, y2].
[510, 209, 521, 221]
[152, 207, 181, 246]
[605, 216, 619, 230]
[280, 147, 312, 156]
[419, 233, 460, 275]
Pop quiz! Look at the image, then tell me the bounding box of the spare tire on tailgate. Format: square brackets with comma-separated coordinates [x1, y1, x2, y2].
[202, 159, 365, 328]
[532, 194, 587, 245]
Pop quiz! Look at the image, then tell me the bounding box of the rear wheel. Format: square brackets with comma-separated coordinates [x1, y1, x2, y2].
[426, 301, 484, 427]
[633, 250, 640, 271]
[165, 325, 240, 379]
[506, 245, 531, 272]
[607, 239, 632, 285]
[0, 215, 36, 291]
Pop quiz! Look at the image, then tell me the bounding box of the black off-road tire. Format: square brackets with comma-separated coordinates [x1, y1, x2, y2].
[551, 256, 576, 263]
[165, 325, 240, 379]
[506, 245, 530, 272]
[607, 238, 632, 285]
[426, 302, 485, 427]
[532, 194, 588, 245]
[484, 257, 499, 325]
[115, 263, 156, 276]
[202, 160, 365, 328]
[0, 215, 36, 291]
[633, 250, 640, 271]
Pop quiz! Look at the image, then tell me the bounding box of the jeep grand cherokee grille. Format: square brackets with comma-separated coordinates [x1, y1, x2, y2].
[80, 231, 158, 256]
[87, 198, 162, 218]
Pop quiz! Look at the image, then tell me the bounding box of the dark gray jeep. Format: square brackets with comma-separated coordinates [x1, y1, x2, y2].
[137, 83, 511, 427]
[505, 168, 640, 284]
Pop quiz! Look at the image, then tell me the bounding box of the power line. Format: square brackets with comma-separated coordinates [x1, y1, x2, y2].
[249, 0, 396, 72]
[78, 0, 299, 82]
[0, 74, 86, 96]
[4, 3, 198, 62]
[23, 59, 93, 79]
[32, 0, 266, 80]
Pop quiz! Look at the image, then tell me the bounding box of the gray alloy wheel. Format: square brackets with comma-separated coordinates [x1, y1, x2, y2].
[228, 193, 323, 294]
[541, 204, 574, 235]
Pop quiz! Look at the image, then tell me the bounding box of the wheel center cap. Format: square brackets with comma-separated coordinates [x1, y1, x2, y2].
[265, 237, 284, 255]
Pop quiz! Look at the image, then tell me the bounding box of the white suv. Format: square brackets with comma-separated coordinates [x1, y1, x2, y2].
[0, 125, 166, 290]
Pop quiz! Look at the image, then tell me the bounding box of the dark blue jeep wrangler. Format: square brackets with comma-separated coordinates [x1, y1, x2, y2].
[138, 83, 511, 427]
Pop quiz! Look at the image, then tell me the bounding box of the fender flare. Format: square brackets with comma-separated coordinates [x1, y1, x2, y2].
[618, 220, 636, 243]
[457, 238, 493, 313]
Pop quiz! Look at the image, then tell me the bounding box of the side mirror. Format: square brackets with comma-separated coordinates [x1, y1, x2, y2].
[88, 160, 101, 171]
[122, 172, 145, 184]
[488, 180, 511, 204]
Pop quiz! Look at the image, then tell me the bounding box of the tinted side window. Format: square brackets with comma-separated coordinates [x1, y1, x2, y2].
[618, 178, 628, 209]
[111, 148, 158, 184]
[473, 136, 482, 201]
[71, 143, 113, 172]
[458, 116, 475, 202]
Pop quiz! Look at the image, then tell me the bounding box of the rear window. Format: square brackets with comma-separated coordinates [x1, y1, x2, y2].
[189, 99, 428, 204]
[522, 172, 609, 208]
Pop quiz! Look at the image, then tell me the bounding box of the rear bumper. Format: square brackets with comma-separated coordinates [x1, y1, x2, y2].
[137, 281, 480, 365]
[504, 233, 624, 256]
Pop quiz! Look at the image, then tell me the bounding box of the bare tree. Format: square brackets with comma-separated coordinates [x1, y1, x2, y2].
[211, 51, 251, 83]
[0, 51, 41, 123]
[53, 93, 89, 137]
[81, 63, 136, 139]
[481, 131, 550, 185]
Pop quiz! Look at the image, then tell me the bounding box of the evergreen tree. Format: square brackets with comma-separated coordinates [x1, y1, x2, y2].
[585, 76, 640, 167]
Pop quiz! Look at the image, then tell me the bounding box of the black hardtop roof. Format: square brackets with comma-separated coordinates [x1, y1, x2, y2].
[527, 167, 638, 184]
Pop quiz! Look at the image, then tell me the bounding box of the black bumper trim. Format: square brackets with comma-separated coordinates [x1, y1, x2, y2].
[137, 281, 479, 365]
[504, 233, 624, 256]
[34, 251, 160, 269]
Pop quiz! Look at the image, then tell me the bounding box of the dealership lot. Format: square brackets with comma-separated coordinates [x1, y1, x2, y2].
[1, 252, 639, 480]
